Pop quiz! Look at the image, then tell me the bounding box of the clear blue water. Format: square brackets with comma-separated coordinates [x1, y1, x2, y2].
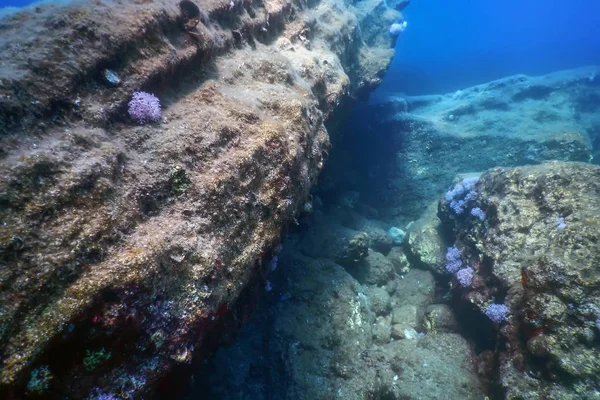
[0, 0, 37, 7]
[379, 0, 600, 95]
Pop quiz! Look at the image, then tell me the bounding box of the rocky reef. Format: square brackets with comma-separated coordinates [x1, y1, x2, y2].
[2, 0, 599, 397]
[194, 67, 600, 400]
[197, 162, 600, 400]
[409, 161, 600, 399]
[0, 0, 406, 397]
[190, 202, 487, 400]
[320, 66, 600, 224]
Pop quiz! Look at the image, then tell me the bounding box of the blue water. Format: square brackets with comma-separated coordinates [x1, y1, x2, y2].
[0, 0, 36, 7]
[379, 0, 600, 95]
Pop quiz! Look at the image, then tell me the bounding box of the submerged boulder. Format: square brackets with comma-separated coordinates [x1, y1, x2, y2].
[437, 161, 600, 399]
[298, 221, 370, 266]
[405, 202, 446, 275]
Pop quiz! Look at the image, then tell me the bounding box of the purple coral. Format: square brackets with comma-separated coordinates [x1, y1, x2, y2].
[462, 176, 479, 191]
[485, 303, 509, 323]
[449, 199, 467, 214]
[445, 183, 465, 202]
[446, 246, 461, 261]
[456, 267, 474, 287]
[94, 394, 119, 400]
[471, 207, 486, 221]
[445, 177, 479, 215]
[445, 246, 462, 273]
[128, 91, 161, 124]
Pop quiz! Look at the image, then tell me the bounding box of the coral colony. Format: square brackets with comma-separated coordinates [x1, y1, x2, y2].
[485, 304, 510, 323]
[470, 207, 486, 221]
[456, 267, 474, 287]
[445, 176, 480, 215]
[128, 91, 161, 124]
[445, 247, 462, 273]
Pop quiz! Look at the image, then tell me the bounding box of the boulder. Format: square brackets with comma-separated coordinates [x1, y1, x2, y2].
[0, 0, 400, 396]
[438, 161, 600, 399]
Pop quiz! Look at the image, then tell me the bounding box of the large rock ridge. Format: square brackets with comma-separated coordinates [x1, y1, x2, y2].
[0, 0, 403, 397]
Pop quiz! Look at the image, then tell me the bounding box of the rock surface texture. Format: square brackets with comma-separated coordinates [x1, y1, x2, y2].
[408, 161, 600, 399]
[0, 0, 404, 397]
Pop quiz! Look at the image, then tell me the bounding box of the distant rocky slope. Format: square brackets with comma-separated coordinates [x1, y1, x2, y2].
[320, 66, 600, 224]
[0, 0, 406, 397]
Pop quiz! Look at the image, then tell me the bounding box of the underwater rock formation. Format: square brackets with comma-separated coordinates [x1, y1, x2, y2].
[0, 0, 403, 397]
[191, 149, 600, 398]
[409, 161, 600, 399]
[194, 211, 487, 400]
[322, 66, 600, 224]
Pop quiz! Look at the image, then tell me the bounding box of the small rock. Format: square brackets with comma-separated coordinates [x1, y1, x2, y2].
[423, 304, 458, 333]
[102, 69, 120, 86]
[366, 286, 391, 316]
[392, 304, 420, 328]
[391, 323, 418, 340]
[372, 316, 392, 344]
